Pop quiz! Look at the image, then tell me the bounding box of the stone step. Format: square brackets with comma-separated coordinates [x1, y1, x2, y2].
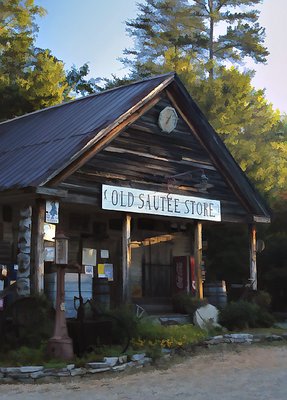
[148, 313, 192, 325]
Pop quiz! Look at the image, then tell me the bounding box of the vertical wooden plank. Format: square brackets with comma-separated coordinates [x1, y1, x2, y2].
[186, 256, 191, 293]
[249, 224, 257, 290]
[31, 199, 45, 294]
[122, 214, 131, 303]
[194, 222, 203, 299]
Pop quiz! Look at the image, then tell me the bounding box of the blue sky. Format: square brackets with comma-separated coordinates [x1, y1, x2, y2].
[35, 0, 286, 113]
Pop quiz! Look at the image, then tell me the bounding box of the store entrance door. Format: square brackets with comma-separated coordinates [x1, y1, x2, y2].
[142, 240, 172, 298]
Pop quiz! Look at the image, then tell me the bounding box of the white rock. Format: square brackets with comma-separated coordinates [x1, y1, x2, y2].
[86, 362, 110, 369]
[20, 366, 44, 373]
[224, 333, 253, 340]
[103, 357, 118, 367]
[112, 364, 127, 372]
[131, 353, 146, 361]
[193, 304, 219, 329]
[70, 368, 86, 377]
[118, 355, 128, 364]
[30, 371, 45, 379]
[87, 367, 111, 374]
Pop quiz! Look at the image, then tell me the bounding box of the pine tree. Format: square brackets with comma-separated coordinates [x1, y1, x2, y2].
[118, 0, 286, 197]
[123, 0, 205, 77]
[191, 0, 269, 78]
[0, 0, 67, 120]
[123, 0, 268, 79]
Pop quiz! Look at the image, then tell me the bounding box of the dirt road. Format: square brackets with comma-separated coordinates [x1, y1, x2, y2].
[1, 345, 287, 400]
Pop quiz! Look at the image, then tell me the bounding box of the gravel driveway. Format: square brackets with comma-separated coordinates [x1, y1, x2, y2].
[1, 345, 287, 400]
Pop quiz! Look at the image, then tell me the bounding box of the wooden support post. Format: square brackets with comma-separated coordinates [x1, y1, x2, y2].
[31, 199, 45, 294]
[122, 214, 131, 303]
[249, 224, 257, 291]
[194, 222, 203, 299]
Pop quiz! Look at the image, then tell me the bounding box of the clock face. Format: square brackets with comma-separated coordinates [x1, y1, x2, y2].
[158, 106, 178, 133]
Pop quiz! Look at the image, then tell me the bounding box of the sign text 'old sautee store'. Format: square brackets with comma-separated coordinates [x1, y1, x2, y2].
[102, 185, 221, 222]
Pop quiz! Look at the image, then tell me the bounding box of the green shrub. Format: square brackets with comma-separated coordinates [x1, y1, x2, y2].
[131, 319, 207, 353]
[252, 290, 272, 310]
[107, 305, 140, 339]
[219, 300, 274, 330]
[172, 293, 208, 315]
[0, 295, 54, 350]
[0, 343, 49, 367]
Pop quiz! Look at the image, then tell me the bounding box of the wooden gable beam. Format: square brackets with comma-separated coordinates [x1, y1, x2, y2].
[47, 95, 161, 187]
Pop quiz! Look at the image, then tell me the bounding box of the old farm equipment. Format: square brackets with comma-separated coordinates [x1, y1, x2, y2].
[67, 272, 130, 356]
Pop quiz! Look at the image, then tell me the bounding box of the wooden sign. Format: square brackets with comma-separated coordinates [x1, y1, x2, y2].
[102, 185, 221, 222]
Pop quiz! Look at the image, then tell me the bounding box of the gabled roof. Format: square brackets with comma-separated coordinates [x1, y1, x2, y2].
[0, 72, 270, 220]
[0, 73, 173, 189]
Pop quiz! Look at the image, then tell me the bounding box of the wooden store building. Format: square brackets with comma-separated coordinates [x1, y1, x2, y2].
[0, 73, 271, 313]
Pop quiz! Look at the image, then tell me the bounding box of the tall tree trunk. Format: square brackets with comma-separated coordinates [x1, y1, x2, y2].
[208, 0, 214, 80]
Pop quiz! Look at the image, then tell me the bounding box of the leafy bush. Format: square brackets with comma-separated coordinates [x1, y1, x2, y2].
[252, 290, 272, 310]
[0, 295, 54, 350]
[131, 319, 207, 355]
[172, 293, 208, 315]
[107, 305, 140, 339]
[219, 300, 275, 330]
[0, 343, 51, 367]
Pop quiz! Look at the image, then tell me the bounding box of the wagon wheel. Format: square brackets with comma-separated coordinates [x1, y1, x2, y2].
[92, 313, 131, 354]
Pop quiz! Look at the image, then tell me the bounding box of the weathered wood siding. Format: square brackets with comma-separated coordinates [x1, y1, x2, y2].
[60, 95, 250, 223]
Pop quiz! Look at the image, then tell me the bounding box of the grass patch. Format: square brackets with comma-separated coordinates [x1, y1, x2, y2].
[130, 320, 207, 358]
[0, 344, 48, 367]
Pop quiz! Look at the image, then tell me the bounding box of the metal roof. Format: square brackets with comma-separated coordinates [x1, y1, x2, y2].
[0, 72, 270, 219]
[0, 73, 174, 190]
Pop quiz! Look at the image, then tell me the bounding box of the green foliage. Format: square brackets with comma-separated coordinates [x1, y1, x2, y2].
[0, 343, 49, 367]
[107, 305, 140, 339]
[65, 63, 100, 97]
[0, 295, 54, 350]
[123, 0, 204, 78]
[123, 0, 268, 79]
[186, 66, 284, 196]
[257, 206, 287, 311]
[172, 293, 208, 315]
[109, 0, 286, 198]
[252, 290, 272, 310]
[0, 0, 68, 120]
[131, 320, 207, 355]
[219, 300, 275, 330]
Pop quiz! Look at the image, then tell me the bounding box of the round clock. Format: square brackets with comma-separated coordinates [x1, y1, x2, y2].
[158, 106, 178, 133]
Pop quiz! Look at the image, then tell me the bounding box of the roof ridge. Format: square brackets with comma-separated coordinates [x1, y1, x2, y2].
[0, 72, 175, 126]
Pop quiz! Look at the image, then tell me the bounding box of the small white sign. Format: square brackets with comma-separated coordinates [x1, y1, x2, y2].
[100, 249, 109, 259]
[102, 185, 221, 222]
[45, 201, 59, 224]
[85, 265, 94, 276]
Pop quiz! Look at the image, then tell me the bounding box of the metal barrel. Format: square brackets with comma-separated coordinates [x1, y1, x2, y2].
[204, 281, 227, 309]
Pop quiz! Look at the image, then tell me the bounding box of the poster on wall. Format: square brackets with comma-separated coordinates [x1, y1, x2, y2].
[84, 265, 94, 276]
[44, 223, 56, 242]
[98, 263, 114, 281]
[45, 201, 59, 224]
[44, 246, 55, 262]
[82, 248, 97, 266]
